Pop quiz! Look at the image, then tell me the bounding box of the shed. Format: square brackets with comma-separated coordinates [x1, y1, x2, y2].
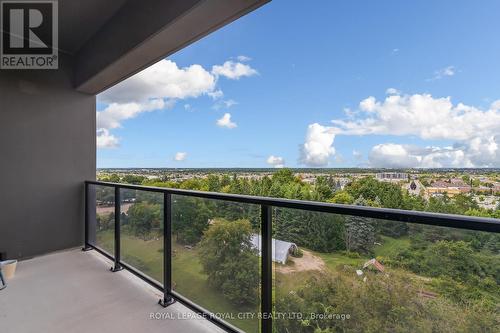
[250, 234, 298, 264]
[362, 258, 385, 272]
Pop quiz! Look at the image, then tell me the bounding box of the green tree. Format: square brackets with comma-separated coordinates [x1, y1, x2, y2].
[172, 197, 211, 244]
[328, 191, 354, 204]
[344, 196, 375, 254]
[127, 202, 161, 239]
[122, 174, 146, 184]
[274, 209, 345, 252]
[199, 219, 259, 305]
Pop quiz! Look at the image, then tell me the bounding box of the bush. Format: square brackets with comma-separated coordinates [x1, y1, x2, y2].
[274, 270, 499, 333]
[291, 247, 303, 258]
[340, 250, 361, 258]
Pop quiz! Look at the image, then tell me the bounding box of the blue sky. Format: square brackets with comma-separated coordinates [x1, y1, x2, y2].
[97, 0, 500, 168]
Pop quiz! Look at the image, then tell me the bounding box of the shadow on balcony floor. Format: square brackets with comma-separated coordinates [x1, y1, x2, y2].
[0, 248, 224, 333]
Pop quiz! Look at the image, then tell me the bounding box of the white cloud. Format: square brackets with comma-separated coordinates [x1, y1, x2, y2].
[96, 59, 217, 148]
[96, 58, 257, 148]
[359, 96, 377, 112]
[309, 93, 500, 168]
[491, 100, 500, 111]
[331, 94, 500, 142]
[216, 113, 237, 129]
[267, 155, 285, 168]
[208, 89, 224, 100]
[429, 66, 455, 80]
[368, 143, 479, 168]
[212, 61, 258, 80]
[96, 129, 119, 148]
[97, 99, 165, 130]
[237, 55, 252, 62]
[99, 59, 217, 104]
[386, 87, 400, 95]
[174, 152, 187, 161]
[213, 99, 238, 110]
[223, 99, 238, 108]
[299, 123, 336, 167]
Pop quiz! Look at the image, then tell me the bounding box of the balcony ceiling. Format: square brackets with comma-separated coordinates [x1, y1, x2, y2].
[59, 0, 128, 55]
[59, 0, 270, 94]
[1, 1, 270, 94]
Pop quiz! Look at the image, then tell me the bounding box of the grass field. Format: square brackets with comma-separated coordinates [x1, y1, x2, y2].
[374, 235, 411, 258]
[96, 229, 259, 332]
[96, 228, 418, 332]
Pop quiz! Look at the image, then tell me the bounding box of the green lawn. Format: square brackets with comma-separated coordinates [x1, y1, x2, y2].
[96, 229, 259, 333]
[374, 235, 411, 258]
[316, 251, 367, 270]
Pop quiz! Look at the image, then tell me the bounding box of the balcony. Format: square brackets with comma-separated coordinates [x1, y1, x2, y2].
[0, 249, 223, 333]
[71, 181, 499, 332]
[1, 1, 499, 332]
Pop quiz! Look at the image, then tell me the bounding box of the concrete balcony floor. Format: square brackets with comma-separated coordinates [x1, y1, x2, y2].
[0, 249, 224, 333]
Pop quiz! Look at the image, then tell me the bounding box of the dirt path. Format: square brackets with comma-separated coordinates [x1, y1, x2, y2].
[276, 250, 325, 274]
[96, 203, 133, 215]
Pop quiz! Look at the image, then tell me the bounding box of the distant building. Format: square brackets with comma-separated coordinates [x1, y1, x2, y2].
[334, 178, 350, 190]
[450, 178, 466, 186]
[475, 186, 492, 194]
[376, 172, 408, 182]
[432, 180, 450, 188]
[475, 195, 499, 210]
[493, 184, 500, 195]
[250, 234, 298, 264]
[426, 186, 462, 197]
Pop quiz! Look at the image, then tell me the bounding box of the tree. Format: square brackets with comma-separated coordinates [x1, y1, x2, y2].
[344, 196, 375, 254]
[127, 202, 161, 239]
[122, 174, 146, 184]
[198, 219, 259, 305]
[100, 173, 120, 183]
[314, 176, 333, 200]
[274, 208, 345, 252]
[96, 212, 114, 230]
[328, 191, 354, 204]
[274, 269, 498, 333]
[345, 177, 403, 208]
[172, 197, 211, 244]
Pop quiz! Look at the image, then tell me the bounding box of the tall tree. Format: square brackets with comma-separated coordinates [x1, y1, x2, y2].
[199, 219, 259, 305]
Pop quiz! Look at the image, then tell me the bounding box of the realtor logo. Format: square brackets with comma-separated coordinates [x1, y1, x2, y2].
[1, 0, 58, 69]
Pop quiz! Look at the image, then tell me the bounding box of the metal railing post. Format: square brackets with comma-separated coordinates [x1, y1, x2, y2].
[82, 182, 92, 251]
[261, 205, 273, 333]
[159, 192, 176, 307]
[110, 186, 123, 272]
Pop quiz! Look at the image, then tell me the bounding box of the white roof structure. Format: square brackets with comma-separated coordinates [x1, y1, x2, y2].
[250, 234, 298, 264]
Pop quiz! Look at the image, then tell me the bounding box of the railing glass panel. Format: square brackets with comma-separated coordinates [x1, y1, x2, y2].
[272, 207, 500, 333]
[119, 188, 164, 284]
[171, 194, 261, 333]
[88, 184, 115, 255]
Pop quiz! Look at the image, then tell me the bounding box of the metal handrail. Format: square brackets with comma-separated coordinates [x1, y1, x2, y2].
[83, 180, 500, 333]
[85, 180, 500, 232]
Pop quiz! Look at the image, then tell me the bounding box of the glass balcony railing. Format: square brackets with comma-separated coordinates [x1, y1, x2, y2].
[83, 181, 500, 333]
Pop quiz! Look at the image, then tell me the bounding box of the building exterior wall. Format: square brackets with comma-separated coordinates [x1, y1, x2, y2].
[426, 187, 461, 197]
[0, 55, 96, 259]
[376, 172, 408, 181]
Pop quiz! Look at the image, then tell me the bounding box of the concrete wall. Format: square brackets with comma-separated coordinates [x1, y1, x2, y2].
[0, 55, 95, 259]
